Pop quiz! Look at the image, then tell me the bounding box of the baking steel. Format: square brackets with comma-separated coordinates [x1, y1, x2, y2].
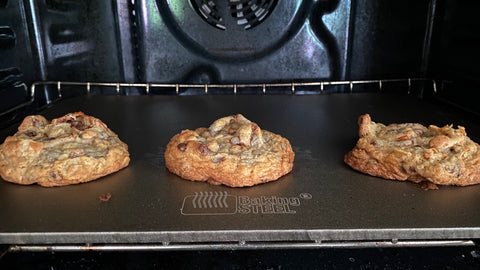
[1, 94, 480, 245]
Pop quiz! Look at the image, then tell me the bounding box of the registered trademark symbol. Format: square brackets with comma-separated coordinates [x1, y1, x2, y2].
[299, 193, 312, 200]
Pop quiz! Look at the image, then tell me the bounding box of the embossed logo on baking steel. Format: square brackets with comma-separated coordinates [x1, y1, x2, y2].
[181, 191, 312, 215]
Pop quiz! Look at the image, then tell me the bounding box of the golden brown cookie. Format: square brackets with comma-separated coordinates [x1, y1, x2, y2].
[165, 114, 295, 187]
[0, 112, 130, 187]
[344, 114, 480, 188]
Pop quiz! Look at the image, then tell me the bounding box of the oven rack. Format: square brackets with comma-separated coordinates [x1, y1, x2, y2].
[0, 78, 436, 119]
[33, 77, 435, 95]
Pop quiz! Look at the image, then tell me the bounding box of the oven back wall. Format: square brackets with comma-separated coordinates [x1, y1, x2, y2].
[136, 0, 433, 83]
[2, 0, 479, 111]
[1, 1, 435, 86]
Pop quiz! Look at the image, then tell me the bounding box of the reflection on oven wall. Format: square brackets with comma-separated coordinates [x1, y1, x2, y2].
[0, 1, 479, 110]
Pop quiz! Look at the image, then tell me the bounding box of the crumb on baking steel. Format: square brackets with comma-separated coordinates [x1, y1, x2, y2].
[99, 192, 112, 202]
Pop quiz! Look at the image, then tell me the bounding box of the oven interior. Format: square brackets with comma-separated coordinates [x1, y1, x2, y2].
[1, 0, 480, 265]
[1, 0, 479, 117]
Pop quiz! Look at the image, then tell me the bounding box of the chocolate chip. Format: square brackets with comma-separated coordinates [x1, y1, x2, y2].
[50, 172, 62, 180]
[70, 120, 86, 131]
[199, 144, 215, 156]
[24, 130, 37, 137]
[177, 143, 187, 151]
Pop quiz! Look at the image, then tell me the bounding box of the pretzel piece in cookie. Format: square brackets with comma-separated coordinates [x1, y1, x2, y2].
[165, 114, 295, 187]
[344, 114, 480, 188]
[0, 112, 130, 187]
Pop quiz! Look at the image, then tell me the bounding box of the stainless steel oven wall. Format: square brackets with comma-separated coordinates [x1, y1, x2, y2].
[0, 0, 35, 112]
[34, 0, 134, 84]
[0, 0, 136, 108]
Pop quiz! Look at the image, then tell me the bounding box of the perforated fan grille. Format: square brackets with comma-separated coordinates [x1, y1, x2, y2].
[230, 0, 277, 30]
[190, 0, 277, 30]
[190, 0, 226, 30]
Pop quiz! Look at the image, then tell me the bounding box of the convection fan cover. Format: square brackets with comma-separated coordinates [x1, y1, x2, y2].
[190, 0, 278, 30]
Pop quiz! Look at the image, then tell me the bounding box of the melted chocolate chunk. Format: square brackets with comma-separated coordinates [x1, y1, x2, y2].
[50, 172, 62, 180]
[70, 120, 86, 131]
[24, 130, 37, 137]
[177, 143, 187, 152]
[199, 144, 215, 156]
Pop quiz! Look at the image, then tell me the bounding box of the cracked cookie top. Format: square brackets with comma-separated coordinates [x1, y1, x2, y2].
[0, 112, 130, 187]
[345, 114, 480, 189]
[165, 114, 295, 187]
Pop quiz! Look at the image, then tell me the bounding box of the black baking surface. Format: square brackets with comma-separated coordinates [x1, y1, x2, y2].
[1, 93, 480, 244]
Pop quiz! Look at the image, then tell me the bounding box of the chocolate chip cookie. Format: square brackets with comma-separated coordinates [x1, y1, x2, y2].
[344, 114, 480, 188]
[0, 112, 130, 187]
[165, 114, 295, 187]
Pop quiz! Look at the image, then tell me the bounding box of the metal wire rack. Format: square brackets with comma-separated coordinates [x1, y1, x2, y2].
[1, 78, 437, 118]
